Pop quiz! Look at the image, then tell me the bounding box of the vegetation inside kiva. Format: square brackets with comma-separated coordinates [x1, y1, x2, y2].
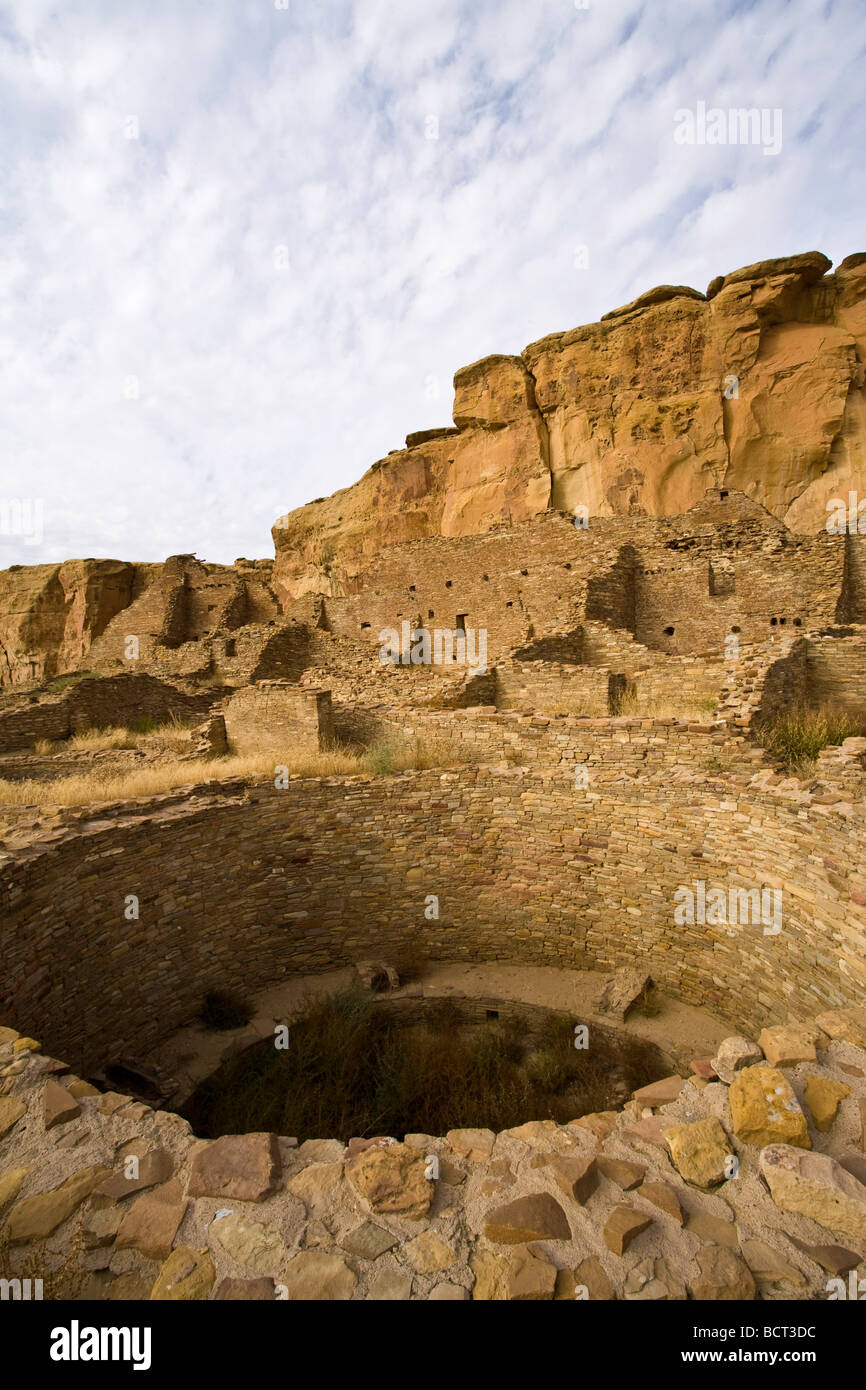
[179, 989, 662, 1142]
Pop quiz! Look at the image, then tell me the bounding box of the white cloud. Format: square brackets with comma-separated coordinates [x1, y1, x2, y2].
[0, 0, 864, 566]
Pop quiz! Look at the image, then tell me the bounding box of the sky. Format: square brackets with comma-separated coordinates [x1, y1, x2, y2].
[1, 0, 865, 567]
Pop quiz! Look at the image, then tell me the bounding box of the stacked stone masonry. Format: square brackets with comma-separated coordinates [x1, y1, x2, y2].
[3, 1011, 866, 1301]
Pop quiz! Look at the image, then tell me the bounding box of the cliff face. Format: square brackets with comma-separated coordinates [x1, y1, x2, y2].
[0, 561, 144, 687]
[0, 557, 279, 689]
[3, 249, 865, 679]
[271, 353, 551, 603]
[272, 250, 866, 601]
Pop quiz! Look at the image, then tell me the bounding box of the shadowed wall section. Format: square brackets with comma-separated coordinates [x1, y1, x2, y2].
[2, 732, 865, 1075]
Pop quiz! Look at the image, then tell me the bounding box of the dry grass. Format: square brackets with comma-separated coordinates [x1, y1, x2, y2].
[0, 753, 275, 806]
[181, 989, 661, 1142]
[0, 732, 463, 807]
[615, 689, 719, 721]
[32, 715, 195, 757]
[754, 702, 866, 775]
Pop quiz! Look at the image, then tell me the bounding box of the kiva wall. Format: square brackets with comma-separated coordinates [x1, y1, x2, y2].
[2, 735, 865, 1076]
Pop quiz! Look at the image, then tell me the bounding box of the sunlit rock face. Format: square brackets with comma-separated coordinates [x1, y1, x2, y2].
[272, 251, 866, 602]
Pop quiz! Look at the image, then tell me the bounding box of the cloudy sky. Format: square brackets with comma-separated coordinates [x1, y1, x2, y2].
[1, 0, 864, 566]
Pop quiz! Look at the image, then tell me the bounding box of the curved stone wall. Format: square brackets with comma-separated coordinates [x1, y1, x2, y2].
[2, 729, 866, 1076]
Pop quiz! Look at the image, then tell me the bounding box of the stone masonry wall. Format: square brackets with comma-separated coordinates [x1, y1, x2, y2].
[0, 674, 214, 754]
[805, 630, 866, 711]
[222, 683, 335, 756]
[2, 733, 865, 1077]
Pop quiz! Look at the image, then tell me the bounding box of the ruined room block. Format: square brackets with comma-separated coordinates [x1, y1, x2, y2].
[222, 681, 334, 756]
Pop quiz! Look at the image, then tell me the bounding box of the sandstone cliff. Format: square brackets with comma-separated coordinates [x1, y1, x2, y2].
[0, 557, 278, 689]
[0, 560, 150, 687]
[3, 249, 865, 680]
[271, 250, 866, 601]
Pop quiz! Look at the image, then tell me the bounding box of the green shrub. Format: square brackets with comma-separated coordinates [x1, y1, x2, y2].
[362, 734, 402, 774]
[131, 715, 156, 734]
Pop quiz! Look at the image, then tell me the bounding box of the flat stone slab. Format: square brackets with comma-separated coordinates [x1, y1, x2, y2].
[604, 1205, 652, 1256]
[597, 1156, 646, 1190]
[209, 1210, 286, 1273]
[483, 1192, 571, 1244]
[368, 1269, 413, 1301]
[505, 1247, 557, 1301]
[446, 1128, 495, 1161]
[816, 1007, 866, 1049]
[504, 1120, 575, 1152]
[573, 1256, 614, 1301]
[0, 1097, 26, 1139]
[789, 1237, 861, 1275]
[5, 1164, 110, 1242]
[0, 1167, 29, 1215]
[664, 1117, 731, 1187]
[43, 1079, 81, 1130]
[345, 1142, 432, 1220]
[690, 1245, 756, 1300]
[741, 1237, 806, 1287]
[638, 1180, 683, 1224]
[803, 1074, 850, 1132]
[402, 1229, 456, 1274]
[760, 1144, 866, 1241]
[687, 1211, 739, 1247]
[281, 1251, 357, 1300]
[214, 1276, 276, 1300]
[187, 1133, 281, 1202]
[711, 1035, 762, 1085]
[758, 1026, 817, 1069]
[548, 1153, 598, 1204]
[287, 1161, 343, 1208]
[93, 1148, 174, 1203]
[632, 1075, 685, 1107]
[115, 1178, 187, 1261]
[339, 1220, 399, 1260]
[151, 1246, 215, 1301]
[571, 1111, 619, 1142]
[729, 1066, 811, 1148]
[622, 1116, 671, 1147]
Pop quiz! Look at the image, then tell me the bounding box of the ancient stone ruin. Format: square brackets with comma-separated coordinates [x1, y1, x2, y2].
[3, 251, 866, 1302]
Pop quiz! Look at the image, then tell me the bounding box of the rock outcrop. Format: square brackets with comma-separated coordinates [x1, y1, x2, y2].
[0, 555, 280, 689]
[271, 250, 866, 601]
[3, 249, 865, 683]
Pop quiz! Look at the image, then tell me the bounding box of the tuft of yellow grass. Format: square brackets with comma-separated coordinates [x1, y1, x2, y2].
[31, 717, 197, 757]
[0, 734, 463, 808]
[64, 725, 138, 751]
[615, 689, 720, 721]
